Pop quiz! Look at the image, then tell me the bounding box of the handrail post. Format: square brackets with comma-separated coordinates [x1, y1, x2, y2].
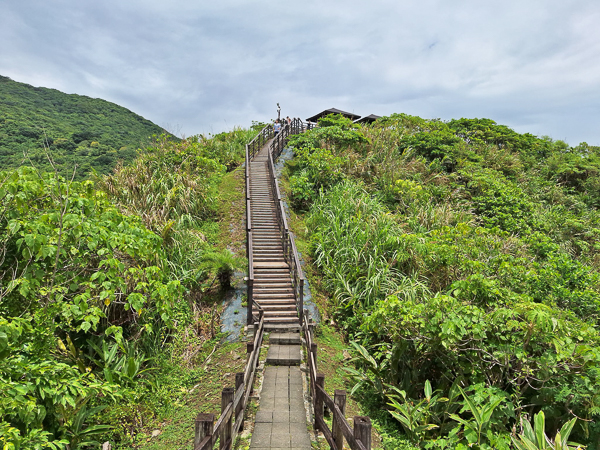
[333, 390, 347, 450]
[246, 278, 253, 326]
[354, 416, 372, 450]
[315, 374, 325, 431]
[220, 388, 234, 450]
[298, 280, 304, 325]
[195, 413, 214, 450]
[235, 373, 244, 432]
[311, 343, 318, 374]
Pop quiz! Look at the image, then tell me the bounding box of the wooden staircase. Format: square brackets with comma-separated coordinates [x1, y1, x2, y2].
[249, 145, 300, 328]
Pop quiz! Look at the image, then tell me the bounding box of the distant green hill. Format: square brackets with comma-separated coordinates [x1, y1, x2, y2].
[0, 75, 174, 179]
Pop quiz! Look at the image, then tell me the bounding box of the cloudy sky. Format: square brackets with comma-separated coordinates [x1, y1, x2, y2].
[1, 0, 599, 145]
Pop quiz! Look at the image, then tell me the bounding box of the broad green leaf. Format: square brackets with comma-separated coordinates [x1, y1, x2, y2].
[424, 379, 432, 401]
[534, 411, 546, 448]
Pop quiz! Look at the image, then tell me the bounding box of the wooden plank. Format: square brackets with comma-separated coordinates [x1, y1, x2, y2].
[220, 388, 234, 450]
[274, 176, 283, 202]
[244, 317, 263, 386]
[242, 324, 263, 418]
[315, 415, 337, 450]
[289, 235, 304, 281]
[248, 232, 254, 278]
[333, 390, 347, 450]
[279, 200, 289, 232]
[194, 435, 212, 450]
[246, 200, 251, 231]
[232, 409, 245, 438]
[211, 402, 233, 447]
[233, 383, 244, 410]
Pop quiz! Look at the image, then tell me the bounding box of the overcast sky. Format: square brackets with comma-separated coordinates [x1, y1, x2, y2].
[1, 0, 599, 145]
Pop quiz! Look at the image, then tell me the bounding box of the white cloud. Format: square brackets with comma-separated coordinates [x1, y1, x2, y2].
[1, 0, 599, 144]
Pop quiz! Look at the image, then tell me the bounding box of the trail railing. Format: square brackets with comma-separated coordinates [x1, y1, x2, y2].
[245, 140, 256, 327]
[270, 117, 306, 160]
[245, 118, 308, 325]
[303, 310, 372, 450]
[194, 311, 265, 450]
[267, 118, 306, 324]
[247, 123, 273, 159]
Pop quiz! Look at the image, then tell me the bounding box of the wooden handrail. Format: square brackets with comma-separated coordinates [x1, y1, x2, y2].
[265, 118, 307, 325]
[195, 312, 265, 450]
[302, 309, 371, 450]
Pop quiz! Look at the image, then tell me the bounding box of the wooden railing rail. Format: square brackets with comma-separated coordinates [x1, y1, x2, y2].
[267, 118, 307, 324]
[194, 312, 265, 450]
[302, 309, 372, 450]
[245, 141, 255, 327]
[245, 119, 307, 325]
[247, 124, 273, 159]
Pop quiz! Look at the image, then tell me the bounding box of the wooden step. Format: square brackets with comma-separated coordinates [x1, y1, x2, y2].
[254, 293, 295, 300]
[253, 262, 289, 268]
[253, 278, 292, 283]
[253, 268, 289, 273]
[254, 285, 294, 291]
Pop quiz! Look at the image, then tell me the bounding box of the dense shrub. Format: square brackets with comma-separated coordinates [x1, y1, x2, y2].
[289, 113, 600, 448]
[0, 167, 182, 448]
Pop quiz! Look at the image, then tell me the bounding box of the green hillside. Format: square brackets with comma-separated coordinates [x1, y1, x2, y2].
[0, 127, 255, 450]
[285, 114, 600, 448]
[0, 75, 172, 179]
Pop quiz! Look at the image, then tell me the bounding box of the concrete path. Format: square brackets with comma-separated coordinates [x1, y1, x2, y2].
[250, 333, 311, 449]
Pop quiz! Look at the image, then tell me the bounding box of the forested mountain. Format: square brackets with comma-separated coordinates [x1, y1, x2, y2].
[0, 75, 172, 179]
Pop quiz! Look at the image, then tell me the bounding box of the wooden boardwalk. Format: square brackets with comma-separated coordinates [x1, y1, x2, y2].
[194, 120, 372, 450]
[248, 143, 301, 328]
[250, 332, 311, 449]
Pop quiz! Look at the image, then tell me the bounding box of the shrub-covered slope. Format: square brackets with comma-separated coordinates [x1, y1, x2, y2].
[0, 128, 252, 450]
[0, 75, 172, 179]
[286, 114, 600, 449]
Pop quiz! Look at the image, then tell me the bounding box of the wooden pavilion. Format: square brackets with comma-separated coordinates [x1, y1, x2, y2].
[355, 114, 381, 124]
[305, 108, 361, 123]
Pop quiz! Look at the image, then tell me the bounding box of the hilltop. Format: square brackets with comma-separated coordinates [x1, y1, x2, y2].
[0, 75, 173, 179]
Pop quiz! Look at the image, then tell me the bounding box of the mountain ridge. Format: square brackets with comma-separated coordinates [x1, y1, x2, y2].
[0, 75, 175, 179]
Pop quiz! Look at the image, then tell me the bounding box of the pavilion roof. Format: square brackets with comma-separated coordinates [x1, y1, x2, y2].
[354, 114, 381, 124]
[306, 108, 361, 122]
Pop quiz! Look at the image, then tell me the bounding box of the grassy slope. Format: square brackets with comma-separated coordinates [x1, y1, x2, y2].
[0, 75, 171, 179]
[133, 166, 250, 449]
[134, 339, 247, 449]
[283, 114, 600, 448]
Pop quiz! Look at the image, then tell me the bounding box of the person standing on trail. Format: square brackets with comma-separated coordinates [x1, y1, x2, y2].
[274, 120, 282, 135]
[286, 116, 291, 126]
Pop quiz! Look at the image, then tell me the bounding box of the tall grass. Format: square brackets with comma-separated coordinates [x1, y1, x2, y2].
[97, 129, 251, 291]
[292, 113, 600, 446]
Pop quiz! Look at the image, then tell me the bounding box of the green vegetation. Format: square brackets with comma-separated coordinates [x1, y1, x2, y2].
[0, 75, 172, 179]
[0, 126, 252, 449]
[286, 113, 600, 449]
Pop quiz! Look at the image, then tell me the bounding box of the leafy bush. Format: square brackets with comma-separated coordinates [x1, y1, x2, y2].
[398, 130, 462, 162]
[288, 114, 369, 151]
[0, 166, 186, 448]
